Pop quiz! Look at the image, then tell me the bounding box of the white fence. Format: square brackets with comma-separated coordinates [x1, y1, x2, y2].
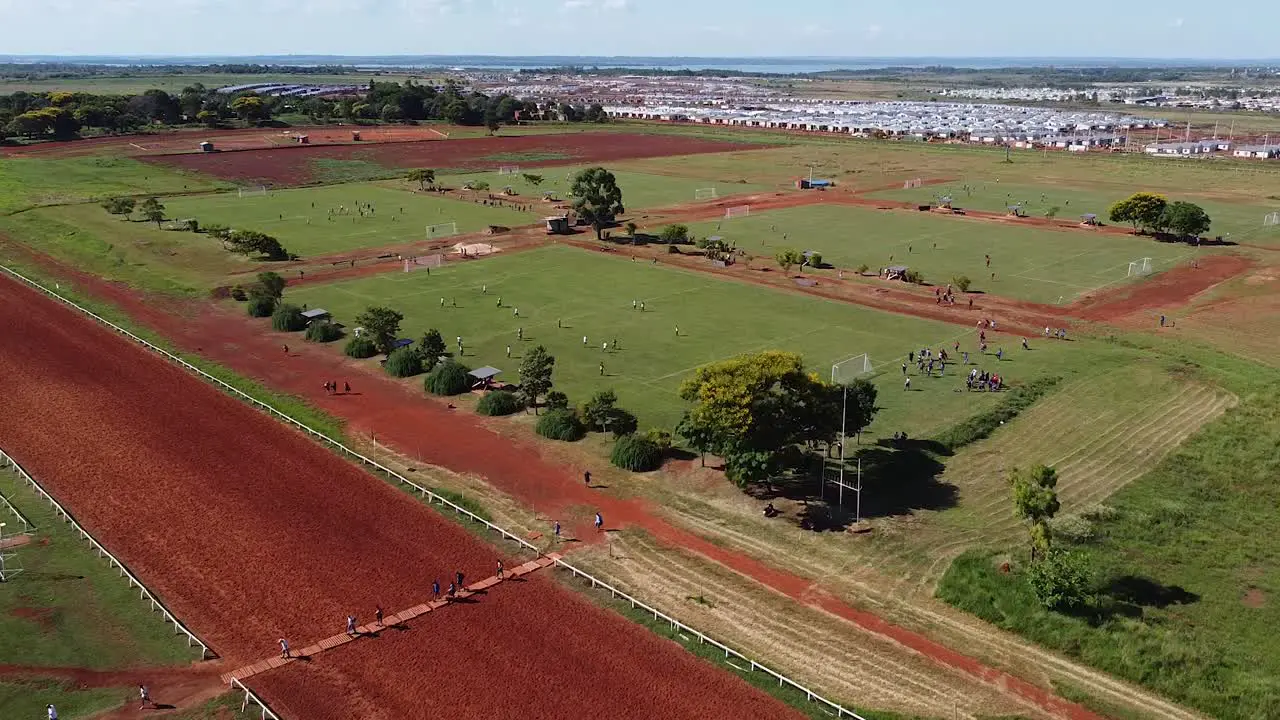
[0, 263, 867, 720]
[0, 480, 36, 535]
[0, 446, 211, 658]
[232, 677, 283, 720]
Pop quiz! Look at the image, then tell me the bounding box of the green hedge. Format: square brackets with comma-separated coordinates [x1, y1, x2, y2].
[270, 303, 306, 332]
[425, 360, 470, 396]
[304, 321, 343, 343]
[610, 433, 663, 471]
[932, 376, 1062, 451]
[343, 335, 378, 359]
[384, 346, 424, 378]
[535, 408, 585, 442]
[247, 294, 276, 317]
[476, 390, 524, 416]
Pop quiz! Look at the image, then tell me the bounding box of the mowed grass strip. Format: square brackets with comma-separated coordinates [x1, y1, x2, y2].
[161, 182, 541, 257]
[289, 243, 1094, 432]
[679, 204, 1195, 304]
[0, 155, 227, 214]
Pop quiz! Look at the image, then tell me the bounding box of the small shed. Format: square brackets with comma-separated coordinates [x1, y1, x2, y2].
[199, 141, 214, 152]
[300, 308, 331, 323]
[545, 216, 571, 235]
[1080, 213, 1100, 226]
[469, 366, 502, 389]
[884, 265, 910, 281]
[391, 338, 414, 350]
[797, 178, 833, 190]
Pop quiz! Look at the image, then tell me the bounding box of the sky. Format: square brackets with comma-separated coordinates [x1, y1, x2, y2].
[2, 0, 1278, 60]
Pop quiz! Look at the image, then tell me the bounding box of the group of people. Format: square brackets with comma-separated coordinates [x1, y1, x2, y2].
[933, 284, 972, 309]
[966, 367, 1004, 392]
[322, 380, 351, 395]
[903, 346, 953, 379]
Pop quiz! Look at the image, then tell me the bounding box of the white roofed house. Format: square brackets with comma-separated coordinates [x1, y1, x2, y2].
[1232, 144, 1280, 159]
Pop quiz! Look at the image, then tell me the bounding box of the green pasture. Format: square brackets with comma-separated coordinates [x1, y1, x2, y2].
[679, 204, 1196, 304]
[161, 182, 541, 257]
[287, 243, 1094, 434]
[0, 155, 227, 214]
[0, 680, 125, 719]
[433, 165, 770, 213]
[872, 180, 1280, 246]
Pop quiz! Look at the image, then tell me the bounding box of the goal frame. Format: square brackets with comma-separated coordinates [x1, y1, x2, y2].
[404, 254, 444, 273]
[237, 185, 268, 198]
[695, 187, 718, 201]
[1126, 257, 1153, 278]
[426, 222, 458, 239]
[823, 354, 875, 520]
[497, 165, 520, 176]
[1264, 211, 1280, 227]
[724, 205, 751, 219]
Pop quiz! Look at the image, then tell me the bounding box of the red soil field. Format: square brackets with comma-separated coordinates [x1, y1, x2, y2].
[1071, 253, 1254, 322]
[0, 125, 447, 158]
[143, 132, 765, 185]
[0, 274, 800, 720]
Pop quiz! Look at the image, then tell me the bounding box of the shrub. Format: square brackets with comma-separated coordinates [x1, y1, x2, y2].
[606, 408, 639, 438]
[644, 428, 673, 450]
[806, 252, 823, 268]
[384, 346, 424, 378]
[1049, 514, 1096, 544]
[344, 335, 378, 359]
[246, 295, 275, 318]
[535, 408, 586, 442]
[230, 285, 248, 301]
[659, 224, 690, 244]
[425, 360, 470, 396]
[611, 434, 664, 471]
[1026, 549, 1094, 612]
[544, 390, 569, 411]
[932, 376, 1062, 451]
[903, 269, 924, 285]
[952, 275, 972, 292]
[304, 321, 343, 343]
[476, 390, 524, 416]
[856, 263, 869, 275]
[270, 303, 305, 331]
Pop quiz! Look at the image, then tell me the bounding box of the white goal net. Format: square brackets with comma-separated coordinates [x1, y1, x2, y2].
[404, 254, 444, 272]
[695, 187, 718, 201]
[238, 185, 268, 198]
[497, 165, 520, 175]
[1265, 211, 1280, 227]
[1127, 257, 1154, 277]
[426, 222, 458, 239]
[725, 205, 751, 219]
[832, 354, 875, 384]
[902, 177, 923, 190]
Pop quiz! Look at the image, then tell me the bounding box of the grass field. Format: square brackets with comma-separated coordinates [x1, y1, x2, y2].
[678, 204, 1194, 304]
[0, 680, 125, 719]
[289, 243, 1095, 433]
[873, 180, 1280, 245]
[0, 155, 228, 214]
[161, 182, 541, 257]
[936, 342, 1280, 720]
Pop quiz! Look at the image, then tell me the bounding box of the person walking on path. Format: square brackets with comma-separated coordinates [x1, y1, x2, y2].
[346, 614, 358, 636]
[344, 381, 351, 394]
[594, 512, 604, 532]
[497, 559, 505, 580]
[584, 471, 592, 487]
[456, 570, 465, 589]
[554, 520, 561, 541]
[375, 606, 384, 627]
[446, 582, 456, 601]
[139, 685, 153, 710]
[432, 579, 440, 600]
[279, 638, 290, 658]
[282, 344, 289, 355]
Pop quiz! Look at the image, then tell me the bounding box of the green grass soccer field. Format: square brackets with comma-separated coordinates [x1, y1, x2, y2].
[870, 180, 1280, 246]
[160, 182, 541, 258]
[680, 204, 1196, 304]
[287, 244, 1095, 434]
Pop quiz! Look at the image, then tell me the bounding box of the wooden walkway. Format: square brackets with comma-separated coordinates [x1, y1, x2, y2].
[221, 553, 561, 685]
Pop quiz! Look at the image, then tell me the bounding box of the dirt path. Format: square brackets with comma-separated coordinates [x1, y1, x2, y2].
[0, 244, 1119, 720]
[1071, 253, 1255, 322]
[0, 663, 225, 718]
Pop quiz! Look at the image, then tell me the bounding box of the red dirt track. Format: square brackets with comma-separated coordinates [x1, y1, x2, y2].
[0, 275, 799, 720]
[143, 132, 763, 185]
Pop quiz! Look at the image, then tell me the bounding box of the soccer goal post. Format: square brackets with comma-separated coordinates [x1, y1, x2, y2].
[1127, 257, 1153, 277]
[404, 254, 444, 272]
[1264, 211, 1280, 227]
[238, 185, 268, 198]
[725, 205, 751, 219]
[426, 222, 458, 239]
[497, 165, 520, 176]
[695, 187, 718, 201]
[832, 354, 875, 384]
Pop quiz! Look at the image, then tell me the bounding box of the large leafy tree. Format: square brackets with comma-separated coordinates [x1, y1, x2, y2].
[677, 351, 842, 488]
[255, 271, 286, 299]
[227, 230, 288, 260]
[354, 306, 404, 355]
[418, 328, 447, 365]
[517, 345, 556, 414]
[139, 197, 166, 228]
[101, 197, 136, 217]
[1009, 464, 1060, 560]
[570, 167, 625, 240]
[407, 168, 436, 190]
[775, 248, 804, 274]
[1108, 192, 1167, 234]
[1161, 201, 1212, 239]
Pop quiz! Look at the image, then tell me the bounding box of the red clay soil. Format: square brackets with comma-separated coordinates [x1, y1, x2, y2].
[143, 132, 764, 185]
[1071, 253, 1255, 322]
[3, 247, 1100, 720]
[0, 275, 801, 720]
[0, 662, 225, 719]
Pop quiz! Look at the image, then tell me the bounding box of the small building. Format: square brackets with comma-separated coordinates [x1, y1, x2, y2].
[883, 265, 910, 281]
[797, 178, 833, 190]
[545, 216, 571, 235]
[300, 308, 331, 324]
[1080, 213, 1100, 226]
[468, 366, 502, 390]
[199, 141, 214, 152]
[1232, 145, 1280, 159]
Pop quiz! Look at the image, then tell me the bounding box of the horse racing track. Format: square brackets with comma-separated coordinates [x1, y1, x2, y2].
[0, 275, 799, 720]
[144, 131, 765, 185]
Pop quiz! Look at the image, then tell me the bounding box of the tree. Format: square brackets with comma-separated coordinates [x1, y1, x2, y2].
[1026, 549, 1093, 612]
[256, 271, 286, 300]
[384, 347, 424, 378]
[658, 224, 689, 245]
[205, 224, 231, 244]
[517, 345, 556, 413]
[101, 197, 136, 217]
[139, 197, 166, 228]
[407, 168, 436, 190]
[1009, 464, 1061, 560]
[354, 306, 404, 354]
[230, 95, 267, 122]
[839, 378, 880, 444]
[805, 252, 823, 269]
[775, 248, 804, 274]
[951, 275, 972, 292]
[522, 173, 544, 188]
[611, 434, 663, 472]
[196, 110, 219, 128]
[1161, 201, 1211, 239]
[624, 221, 638, 241]
[271, 304, 306, 332]
[1108, 192, 1167, 234]
[570, 167, 625, 240]
[425, 360, 471, 396]
[227, 230, 288, 260]
[581, 390, 636, 435]
[418, 329, 447, 369]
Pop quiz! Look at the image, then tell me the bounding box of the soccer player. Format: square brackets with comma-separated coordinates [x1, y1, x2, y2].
[279, 638, 290, 658]
[139, 685, 153, 710]
[497, 559, 505, 579]
[584, 471, 592, 487]
[594, 512, 604, 532]
[375, 606, 384, 627]
[47, 705, 58, 720]
[346, 615, 357, 636]
[432, 579, 440, 599]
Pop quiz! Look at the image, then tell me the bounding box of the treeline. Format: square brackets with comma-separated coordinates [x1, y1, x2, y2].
[0, 63, 355, 80]
[0, 79, 603, 141]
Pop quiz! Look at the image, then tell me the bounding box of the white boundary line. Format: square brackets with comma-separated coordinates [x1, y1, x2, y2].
[0, 447, 210, 657]
[0, 263, 868, 720]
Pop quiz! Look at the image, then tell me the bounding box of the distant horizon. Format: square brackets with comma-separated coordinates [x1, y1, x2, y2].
[5, 54, 1280, 63]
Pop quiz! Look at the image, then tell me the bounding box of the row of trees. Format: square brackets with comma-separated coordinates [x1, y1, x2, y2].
[1108, 192, 1212, 239]
[99, 197, 291, 260]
